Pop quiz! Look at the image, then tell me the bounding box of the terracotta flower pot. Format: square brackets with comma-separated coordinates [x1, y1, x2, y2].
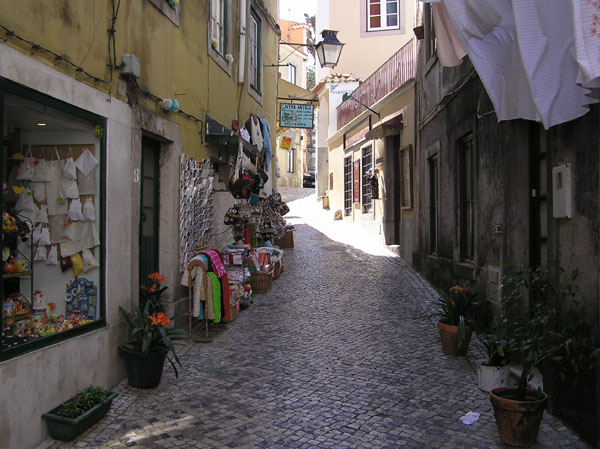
[489, 386, 547, 447]
[437, 319, 472, 356]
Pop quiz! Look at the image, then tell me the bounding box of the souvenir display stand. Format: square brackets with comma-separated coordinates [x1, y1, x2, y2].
[186, 256, 211, 343]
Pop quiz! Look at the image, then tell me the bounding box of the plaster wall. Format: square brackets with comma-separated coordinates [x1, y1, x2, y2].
[0, 43, 133, 449]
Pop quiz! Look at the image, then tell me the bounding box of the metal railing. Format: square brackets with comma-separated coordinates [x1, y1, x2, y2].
[337, 39, 415, 129]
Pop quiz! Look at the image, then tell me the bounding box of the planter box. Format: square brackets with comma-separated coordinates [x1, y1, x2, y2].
[42, 392, 118, 442]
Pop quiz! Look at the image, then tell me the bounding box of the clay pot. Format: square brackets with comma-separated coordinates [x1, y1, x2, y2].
[437, 319, 472, 356]
[490, 386, 547, 447]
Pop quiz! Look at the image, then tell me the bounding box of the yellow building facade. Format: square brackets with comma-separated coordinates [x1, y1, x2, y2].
[0, 1, 279, 448]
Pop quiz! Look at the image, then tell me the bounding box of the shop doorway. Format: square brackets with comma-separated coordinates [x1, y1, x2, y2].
[139, 136, 161, 283]
[383, 135, 401, 244]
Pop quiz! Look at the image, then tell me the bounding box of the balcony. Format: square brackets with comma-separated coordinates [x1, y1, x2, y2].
[337, 39, 415, 129]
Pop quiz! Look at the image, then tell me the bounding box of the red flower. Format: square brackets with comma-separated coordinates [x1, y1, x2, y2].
[149, 312, 170, 327]
[148, 272, 165, 283]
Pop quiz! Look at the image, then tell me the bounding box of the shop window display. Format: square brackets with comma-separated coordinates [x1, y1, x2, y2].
[1, 84, 104, 357]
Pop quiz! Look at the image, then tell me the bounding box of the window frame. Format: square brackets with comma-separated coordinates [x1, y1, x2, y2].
[0, 78, 107, 361]
[428, 154, 438, 255]
[424, 2, 436, 62]
[361, 0, 405, 36]
[288, 63, 297, 86]
[343, 156, 353, 216]
[400, 144, 413, 209]
[248, 6, 264, 102]
[458, 134, 475, 262]
[208, 0, 233, 76]
[361, 145, 373, 213]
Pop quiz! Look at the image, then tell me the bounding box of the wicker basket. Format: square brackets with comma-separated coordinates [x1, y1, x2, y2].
[273, 261, 281, 279]
[250, 271, 273, 293]
[274, 230, 294, 248]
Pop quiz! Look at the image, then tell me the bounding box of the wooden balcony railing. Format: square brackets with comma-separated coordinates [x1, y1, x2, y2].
[337, 39, 415, 129]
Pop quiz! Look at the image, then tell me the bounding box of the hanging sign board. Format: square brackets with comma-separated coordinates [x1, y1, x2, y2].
[280, 103, 314, 129]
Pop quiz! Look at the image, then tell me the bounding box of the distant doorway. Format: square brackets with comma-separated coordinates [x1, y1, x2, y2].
[139, 136, 160, 283]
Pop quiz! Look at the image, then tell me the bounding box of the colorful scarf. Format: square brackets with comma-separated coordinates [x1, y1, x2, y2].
[207, 272, 222, 323]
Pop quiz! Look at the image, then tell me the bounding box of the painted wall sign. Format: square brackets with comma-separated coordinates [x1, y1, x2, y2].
[280, 103, 314, 129]
[344, 118, 370, 150]
[353, 160, 360, 203]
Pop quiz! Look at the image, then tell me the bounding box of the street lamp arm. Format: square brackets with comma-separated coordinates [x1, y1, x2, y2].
[342, 93, 381, 118]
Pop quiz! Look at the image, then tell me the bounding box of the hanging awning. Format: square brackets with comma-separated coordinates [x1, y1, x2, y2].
[204, 114, 259, 158]
[277, 79, 318, 104]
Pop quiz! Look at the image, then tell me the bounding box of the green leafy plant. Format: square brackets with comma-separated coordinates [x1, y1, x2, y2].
[55, 385, 110, 419]
[433, 281, 483, 350]
[498, 265, 597, 400]
[119, 273, 186, 377]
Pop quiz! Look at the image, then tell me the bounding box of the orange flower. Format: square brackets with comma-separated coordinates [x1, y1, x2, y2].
[148, 272, 165, 283]
[149, 284, 158, 292]
[48, 302, 56, 311]
[149, 312, 170, 327]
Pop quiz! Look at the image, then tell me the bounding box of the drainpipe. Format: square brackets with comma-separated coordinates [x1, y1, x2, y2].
[238, 0, 247, 83]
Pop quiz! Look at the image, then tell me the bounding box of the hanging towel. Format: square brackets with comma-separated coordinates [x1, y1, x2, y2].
[201, 273, 214, 320]
[206, 272, 221, 323]
[260, 118, 272, 166]
[202, 250, 226, 278]
[180, 254, 210, 286]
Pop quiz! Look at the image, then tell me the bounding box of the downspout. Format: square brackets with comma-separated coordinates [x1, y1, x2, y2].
[238, 0, 247, 83]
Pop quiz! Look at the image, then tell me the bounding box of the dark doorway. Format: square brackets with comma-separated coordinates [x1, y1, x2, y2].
[139, 136, 160, 284]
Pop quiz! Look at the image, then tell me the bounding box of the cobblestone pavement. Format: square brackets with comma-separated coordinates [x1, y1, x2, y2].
[36, 188, 591, 449]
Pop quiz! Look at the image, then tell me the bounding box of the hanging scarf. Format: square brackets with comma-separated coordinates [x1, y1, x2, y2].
[207, 272, 222, 324]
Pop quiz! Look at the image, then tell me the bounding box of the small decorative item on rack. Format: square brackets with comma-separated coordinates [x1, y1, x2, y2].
[118, 273, 186, 388]
[42, 385, 118, 442]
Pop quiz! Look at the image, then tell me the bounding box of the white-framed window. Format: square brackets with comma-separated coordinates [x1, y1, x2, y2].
[367, 0, 400, 32]
[361, 146, 373, 213]
[248, 7, 263, 96]
[209, 0, 232, 75]
[288, 63, 297, 85]
[287, 147, 295, 173]
[210, 0, 227, 56]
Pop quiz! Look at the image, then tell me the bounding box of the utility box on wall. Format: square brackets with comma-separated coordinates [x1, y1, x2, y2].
[552, 164, 572, 218]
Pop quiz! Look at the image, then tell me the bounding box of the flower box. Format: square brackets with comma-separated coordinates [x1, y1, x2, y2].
[42, 391, 118, 441]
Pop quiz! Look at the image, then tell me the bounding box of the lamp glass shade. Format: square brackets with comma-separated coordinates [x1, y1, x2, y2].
[315, 30, 344, 68]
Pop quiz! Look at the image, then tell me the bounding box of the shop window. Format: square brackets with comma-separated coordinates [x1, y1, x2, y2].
[248, 7, 263, 99]
[287, 147, 295, 173]
[428, 155, 438, 254]
[209, 0, 232, 76]
[361, 146, 373, 213]
[1, 80, 105, 359]
[459, 134, 475, 262]
[400, 145, 413, 208]
[344, 156, 352, 216]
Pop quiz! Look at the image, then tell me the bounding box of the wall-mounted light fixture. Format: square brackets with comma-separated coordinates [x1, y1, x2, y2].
[280, 30, 345, 69]
[342, 93, 380, 118]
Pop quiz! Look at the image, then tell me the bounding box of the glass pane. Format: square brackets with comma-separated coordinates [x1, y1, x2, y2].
[387, 14, 398, 27]
[386, 1, 398, 13]
[539, 243, 548, 266]
[142, 207, 155, 236]
[370, 4, 380, 15]
[370, 17, 381, 28]
[143, 180, 155, 208]
[2, 91, 103, 353]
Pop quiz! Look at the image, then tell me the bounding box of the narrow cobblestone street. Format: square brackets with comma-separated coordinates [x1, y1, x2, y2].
[36, 188, 591, 449]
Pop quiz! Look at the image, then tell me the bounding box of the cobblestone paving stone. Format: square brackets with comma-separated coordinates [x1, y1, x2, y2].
[36, 188, 591, 449]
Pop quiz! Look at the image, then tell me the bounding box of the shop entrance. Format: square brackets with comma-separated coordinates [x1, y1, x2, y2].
[139, 136, 160, 282]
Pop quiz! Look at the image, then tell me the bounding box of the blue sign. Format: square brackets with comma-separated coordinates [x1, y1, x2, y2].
[280, 103, 314, 129]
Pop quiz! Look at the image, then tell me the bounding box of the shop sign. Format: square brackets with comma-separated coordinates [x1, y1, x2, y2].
[344, 118, 370, 150]
[280, 103, 314, 129]
[353, 160, 360, 203]
[280, 136, 293, 150]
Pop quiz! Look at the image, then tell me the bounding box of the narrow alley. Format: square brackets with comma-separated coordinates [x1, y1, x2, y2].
[35, 188, 590, 449]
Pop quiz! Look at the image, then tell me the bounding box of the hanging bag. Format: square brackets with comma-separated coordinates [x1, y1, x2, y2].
[16, 146, 35, 180]
[32, 224, 43, 245]
[15, 189, 36, 212]
[32, 181, 47, 203]
[34, 245, 48, 262]
[46, 244, 58, 265]
[38, 226, 51, 246]
[81, 248, 99, 272]
[33, 156, 52, 182]
[62, 148, 77, 180]
[82, 197, 95, 221]
[60, 178, 79, 199]
[61, 218, 74, 240]
[35, 204, 49, 224]
[74, 148, 99, 177]
[67, 198, 84, 221]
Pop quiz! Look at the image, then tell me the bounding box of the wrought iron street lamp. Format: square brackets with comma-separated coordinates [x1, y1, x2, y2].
[280, 29, 345, 69]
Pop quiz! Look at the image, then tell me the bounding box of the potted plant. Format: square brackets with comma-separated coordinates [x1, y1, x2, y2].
[118, 273, 186, 388]
[42, 385, 117, 442]
[489, 265, 596, 447]
[476, 327, 511, 392]
[433, 281, 482, 356]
